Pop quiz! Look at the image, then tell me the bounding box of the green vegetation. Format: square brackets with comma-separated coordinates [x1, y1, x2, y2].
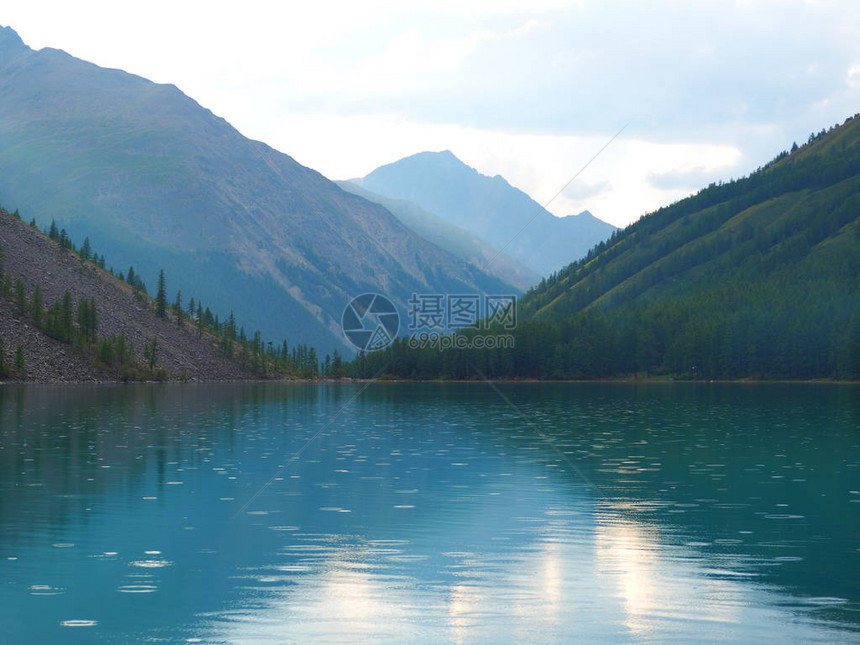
[0, 338, 25, 379]
[156, 270, 167, 318]
[350, 115, 860, 381]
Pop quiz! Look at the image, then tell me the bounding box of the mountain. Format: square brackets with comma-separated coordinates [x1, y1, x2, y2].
[0, 208, 255, 382]
[357, 150, 617, 277]
[336, 180, 540, 290]
[352, 114, 860, 380]
[0, 26, 513, 353]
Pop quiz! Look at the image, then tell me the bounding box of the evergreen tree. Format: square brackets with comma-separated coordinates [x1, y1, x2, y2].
[144, 337, 159, 371]
[61, 291, 74, 341]
[14, 345, 25, 376]
[156, 270, 167, 318]
[196, 302, 204, 337]
[331, 350, 343, 378]
[174, 290, 183, 328]
[0, 338, 7, 378]
[31, 284, 44, 326]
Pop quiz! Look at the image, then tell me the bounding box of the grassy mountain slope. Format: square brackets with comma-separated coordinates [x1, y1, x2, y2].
[336, 180, 539, 290]
[0, 26, 512, 354]
[359, 150, 617, 277]
[523, 115, 860, 320]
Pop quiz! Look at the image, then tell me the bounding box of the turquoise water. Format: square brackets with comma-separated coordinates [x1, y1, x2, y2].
[0, 383, 858, 643]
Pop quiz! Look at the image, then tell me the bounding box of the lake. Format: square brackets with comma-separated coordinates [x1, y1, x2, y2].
[0, 383, 858, 643]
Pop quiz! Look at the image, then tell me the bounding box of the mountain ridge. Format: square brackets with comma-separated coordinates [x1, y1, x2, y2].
[359, 150, 617, 276]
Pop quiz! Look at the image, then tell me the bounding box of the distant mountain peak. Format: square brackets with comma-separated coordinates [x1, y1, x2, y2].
[0, 25, 27, 53]
[362, 153, 616, 276]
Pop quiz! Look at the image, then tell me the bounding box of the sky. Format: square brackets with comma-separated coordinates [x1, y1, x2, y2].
[4, 0, 860, 227]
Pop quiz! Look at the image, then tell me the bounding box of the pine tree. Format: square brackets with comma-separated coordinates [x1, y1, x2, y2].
[79, 237, 92, 261]
[31, 284, 44, 326]
[144, 337, 158, 371]
[227, 312, 237, 340]
[14, 345, 25, 376]
[156, 270, 167, 318]
[48, 220, 58, 240]
[174, 290, 183, 328]
[196, 302, 204, 337]
[331, 350, 343, 378]
[0, 338, 8, 378]
[61, 291, 74, 342]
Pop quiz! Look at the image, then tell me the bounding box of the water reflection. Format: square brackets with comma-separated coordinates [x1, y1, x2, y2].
[0, 383, 857, 643]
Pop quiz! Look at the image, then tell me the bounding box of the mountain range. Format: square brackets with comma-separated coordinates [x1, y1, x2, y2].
[0, 26, 515, 353]
[354, 114, 860, 380]
[355, 150, 617, 277]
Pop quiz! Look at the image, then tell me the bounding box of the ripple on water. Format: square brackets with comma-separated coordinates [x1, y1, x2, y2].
[61, 620, 97, 627]
[29, 584, 64, 596]
[130, 559, 172, 568]
[764, 514, 805, 520]
[117, 585, 158, 593]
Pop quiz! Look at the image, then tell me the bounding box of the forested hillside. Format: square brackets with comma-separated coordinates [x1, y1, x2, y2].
[0, 208, 333, 382]
[352, 115, 860, 380]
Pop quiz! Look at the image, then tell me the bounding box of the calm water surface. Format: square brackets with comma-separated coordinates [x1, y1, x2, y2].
[0, 383, 858, 643]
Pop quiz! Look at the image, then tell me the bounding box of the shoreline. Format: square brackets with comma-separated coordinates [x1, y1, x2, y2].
[2, 377, 858, 386]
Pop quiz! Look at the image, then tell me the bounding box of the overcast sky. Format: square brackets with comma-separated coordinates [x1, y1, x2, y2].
[5, 1, 860, 226]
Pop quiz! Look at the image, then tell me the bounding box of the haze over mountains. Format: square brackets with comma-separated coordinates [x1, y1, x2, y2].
[336, 180, 540, 290]
[0, 26, 514, 352]
[356, 150, 617, 277]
